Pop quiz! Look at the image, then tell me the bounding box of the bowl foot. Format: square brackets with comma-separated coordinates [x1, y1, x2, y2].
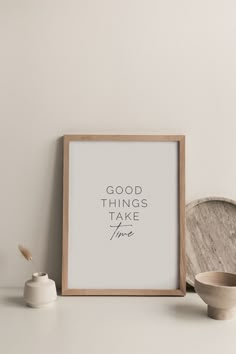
[208, 306, 235, 320]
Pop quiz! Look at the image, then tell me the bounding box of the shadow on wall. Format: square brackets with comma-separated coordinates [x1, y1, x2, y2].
[45, 137, 63, 288]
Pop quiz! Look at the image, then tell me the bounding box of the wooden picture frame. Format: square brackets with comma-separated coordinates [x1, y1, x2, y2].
[62, 135, 185, 296]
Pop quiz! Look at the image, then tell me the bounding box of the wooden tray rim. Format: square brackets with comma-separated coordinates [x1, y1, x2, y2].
[186, 196, 236, 211]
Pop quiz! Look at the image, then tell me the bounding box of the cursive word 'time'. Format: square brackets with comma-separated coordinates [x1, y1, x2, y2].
[110, 222, 134, 240]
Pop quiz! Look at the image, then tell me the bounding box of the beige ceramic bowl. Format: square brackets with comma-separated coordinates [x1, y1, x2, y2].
[195, 271, 236, 320]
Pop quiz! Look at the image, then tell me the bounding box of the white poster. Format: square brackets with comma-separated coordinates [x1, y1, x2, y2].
[62, 136, 185, 296]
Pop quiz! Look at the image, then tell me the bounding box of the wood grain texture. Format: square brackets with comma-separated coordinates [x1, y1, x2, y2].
[62, 134, 184, 142]
[62, 289, 185, 296]
[179, 136, 186, 295]
[186, 197, 236, 287]
[62, 137, 69, 293]
[62, 135, 185, 296]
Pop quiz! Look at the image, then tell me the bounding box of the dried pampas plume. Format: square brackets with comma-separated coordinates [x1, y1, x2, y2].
[18, 244, 33, 261]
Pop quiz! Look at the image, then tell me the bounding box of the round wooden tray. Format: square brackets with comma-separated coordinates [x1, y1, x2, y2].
[186, 197, 236, 287]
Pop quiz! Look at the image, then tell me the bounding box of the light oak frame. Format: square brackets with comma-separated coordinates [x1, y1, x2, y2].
[62, 135, 186, 296]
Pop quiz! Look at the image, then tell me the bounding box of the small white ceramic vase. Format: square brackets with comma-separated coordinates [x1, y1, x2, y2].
[24, 272, 57, 308]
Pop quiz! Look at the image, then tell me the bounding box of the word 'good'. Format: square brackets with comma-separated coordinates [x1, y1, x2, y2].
[106, 186, 142, 195]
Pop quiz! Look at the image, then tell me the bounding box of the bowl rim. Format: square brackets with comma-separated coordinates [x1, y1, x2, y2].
[195, 271, 236, 288]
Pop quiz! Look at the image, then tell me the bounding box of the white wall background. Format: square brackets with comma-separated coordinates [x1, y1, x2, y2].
[0, 0, 236, 287]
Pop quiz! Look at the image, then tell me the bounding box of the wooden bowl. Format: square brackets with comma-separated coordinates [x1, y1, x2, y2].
[195, 271, 236, 320]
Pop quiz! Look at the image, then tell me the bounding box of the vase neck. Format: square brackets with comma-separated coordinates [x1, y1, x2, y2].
[32, 272, 48, 282]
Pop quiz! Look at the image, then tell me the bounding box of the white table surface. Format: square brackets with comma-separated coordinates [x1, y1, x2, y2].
[0, 288, 235, 354]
